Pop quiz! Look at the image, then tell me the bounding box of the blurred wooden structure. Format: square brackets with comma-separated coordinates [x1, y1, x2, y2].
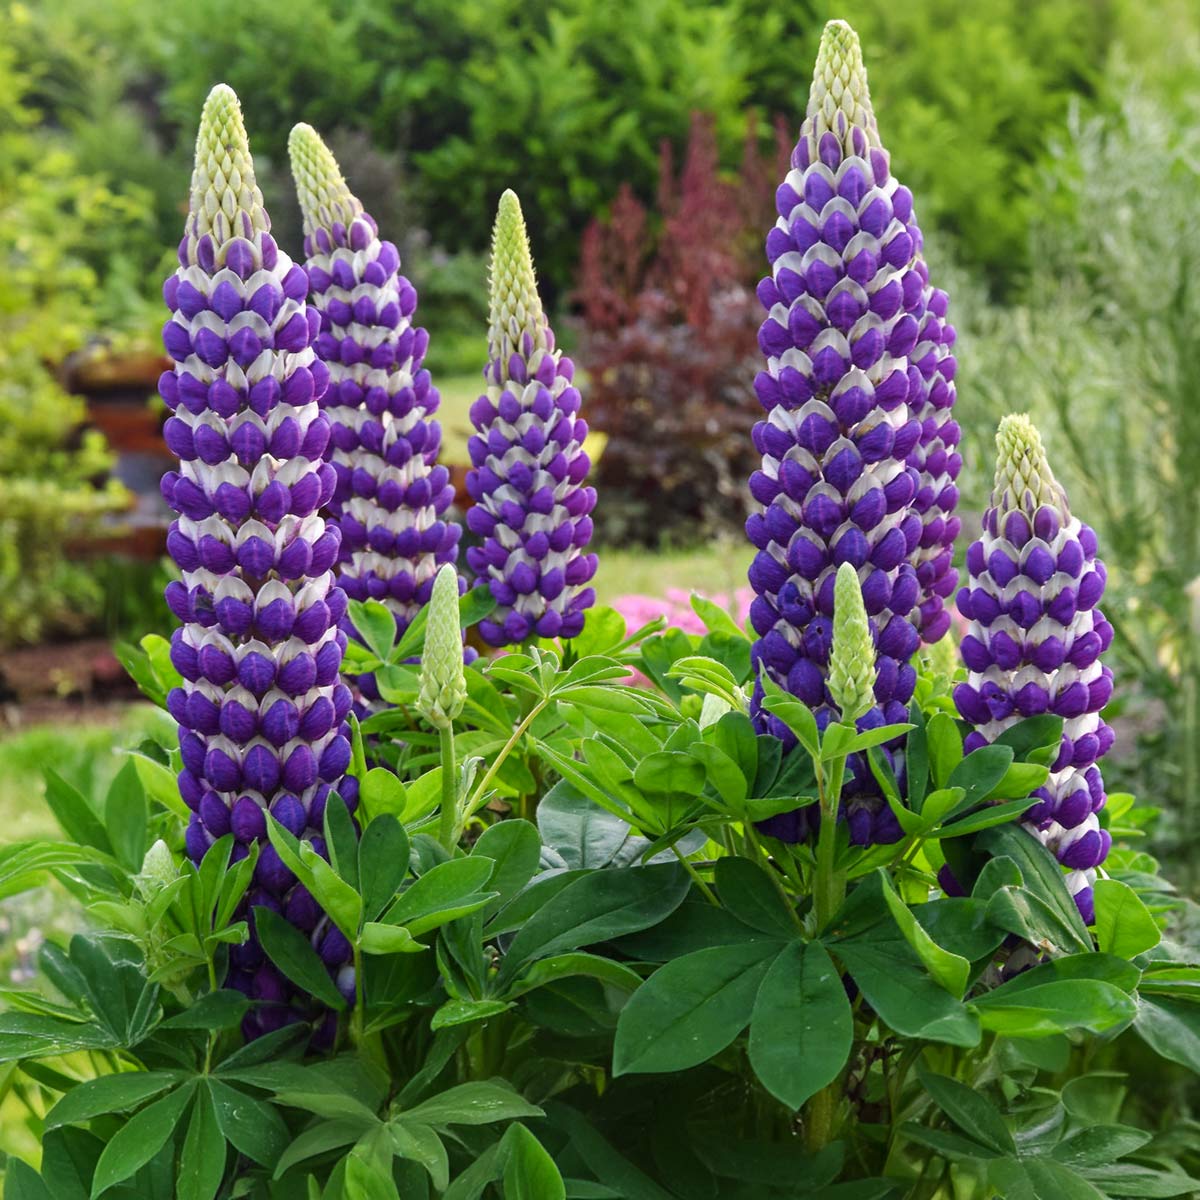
[62, 345, 172, 560]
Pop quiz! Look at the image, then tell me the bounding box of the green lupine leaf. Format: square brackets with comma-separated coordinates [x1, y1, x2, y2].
[880, 873, 969, 998]
[177, 1084, 225, 1200]
[1093, 878, 1161, 958]
[46, 1072, 183, 1130]
[1135, 995, 1200, 1073]
[255, 907, 346, 1011]
[499, 864, 689, 984]
[400, 1081, 543, 1127]
[917, 1067, 1015, 1155]
[974, 980, 1135, 1037]
[748, 941, 851, 1110]
[613, 940, 782, 1075]
[90, 1081, 195, 1197]
[358, 815, 411, 923]
[713, 857, 799, 938]
[209, 1079, 290, 1167]
[500, 1124, 566, 1200]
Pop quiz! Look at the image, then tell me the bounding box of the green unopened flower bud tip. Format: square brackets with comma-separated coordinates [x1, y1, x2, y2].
[829, 562, 876, 725]
[418, 563, 467, 728]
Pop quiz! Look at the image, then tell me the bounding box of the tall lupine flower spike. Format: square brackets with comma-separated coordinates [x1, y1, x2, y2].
[748, 21, 954, 842]
[749, 20, 918, 739]
[954, 415, 1114, 923]
[829, 562, 875, 725]
[159, 85, 355, 1041]
[289, 124, 460, 686]
[465, 190, 596, 645]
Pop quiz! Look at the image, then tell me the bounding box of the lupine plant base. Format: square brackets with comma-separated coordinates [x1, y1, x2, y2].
[0, 19, 1198, 1200]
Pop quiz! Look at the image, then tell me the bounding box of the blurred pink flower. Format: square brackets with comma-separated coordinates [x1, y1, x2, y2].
[612, 587, 752, 637]
[610, 588, 753, 687]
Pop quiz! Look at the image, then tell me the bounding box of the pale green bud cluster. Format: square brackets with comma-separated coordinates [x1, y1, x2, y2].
[488, 189, 551, 373]
[417, 564, 467, 729]
[828, 562, 877, 725]
[287, 123, 364, 238]
[187, 84, 269, 253]
[803, 20, 881, 155]
[135, 839, 178, 900]
[993, 414, 1071, 519]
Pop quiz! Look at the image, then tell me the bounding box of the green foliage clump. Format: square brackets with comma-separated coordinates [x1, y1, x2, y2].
[3, 0, 1176, 325]
[126, 0, 1123, 294]
[833, 0, 1114, 291]
[0, 35, 136, 646]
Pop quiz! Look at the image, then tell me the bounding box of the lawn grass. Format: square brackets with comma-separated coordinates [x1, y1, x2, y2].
[436, 372, 481, 463]
[592, 539, 752, 605]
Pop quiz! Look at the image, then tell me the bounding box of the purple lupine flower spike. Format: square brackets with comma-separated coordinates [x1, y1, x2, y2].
[905, 258, 961, 644]
[159, 86, 356, 1037]
[748, 21, 940, 844]
[289, 125, 460, 683]
[954, 415, 1114, 922]
[465, 190, 596, 646]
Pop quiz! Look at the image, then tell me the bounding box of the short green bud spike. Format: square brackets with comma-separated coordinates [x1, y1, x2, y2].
[992, 414, 1070, 519]
[187, 83, 269, 251]
[488, 189, 550, 375]
[804, 20, 881, 154]
[417, 564, 467, 729]
[288, 123, 363, 239]
[829, 562, 876, 725]
[136, 840, 178, 899]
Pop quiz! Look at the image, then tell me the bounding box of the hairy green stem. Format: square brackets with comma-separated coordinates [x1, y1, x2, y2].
[438, 724, 459, 851]
[805, 1086, 837, 1154]
[812, 751, 848, 934]
[806, 740, 851, 1152]
[672, 844, 720, 905]
[464, 697, 549, 819]
[352, 942, 365, 1047]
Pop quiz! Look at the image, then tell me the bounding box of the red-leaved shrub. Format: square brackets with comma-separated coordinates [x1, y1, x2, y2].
[578, 112, 789, 546]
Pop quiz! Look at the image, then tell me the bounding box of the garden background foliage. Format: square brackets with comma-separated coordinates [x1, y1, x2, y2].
[2, 4, 1200, 1192]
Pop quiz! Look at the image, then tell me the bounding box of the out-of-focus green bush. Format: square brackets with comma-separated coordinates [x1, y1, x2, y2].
[4, 1, 171, 343]
[832, 0, 1114, 292]
[0, 35, 137, 647]
[18, 0, 1128, 301]
[136, 0, 810, 294]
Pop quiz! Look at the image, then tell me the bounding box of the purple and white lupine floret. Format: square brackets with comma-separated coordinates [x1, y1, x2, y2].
[289, 125, 460, 666]
[159, 86, 356, 1037]
[465, 189, 596, 645]
[954, 414, 1113, 922]
[748, 22, 940, 839]
[905, 257, 961, 643]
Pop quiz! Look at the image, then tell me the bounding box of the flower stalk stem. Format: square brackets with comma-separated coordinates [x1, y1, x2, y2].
[464, 698, 549, 820]
[438, 724, 459, 851]
[812, 751, 847, 934]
